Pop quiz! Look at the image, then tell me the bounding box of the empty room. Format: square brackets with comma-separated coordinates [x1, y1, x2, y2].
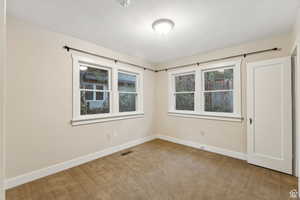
[1, 0, 300, 199]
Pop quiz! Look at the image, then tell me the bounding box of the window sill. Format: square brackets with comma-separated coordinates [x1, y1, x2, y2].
[71, 112, 144, 126]
[168, 111, 243, 122]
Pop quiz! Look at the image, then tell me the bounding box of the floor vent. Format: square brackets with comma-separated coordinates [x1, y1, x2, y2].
[121, 150, 133, 156]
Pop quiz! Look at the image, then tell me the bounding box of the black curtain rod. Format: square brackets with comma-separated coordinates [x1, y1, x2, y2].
[63, 45, 156, 72]
[63, 45, 280, 73]
[156, 47, 281, 72]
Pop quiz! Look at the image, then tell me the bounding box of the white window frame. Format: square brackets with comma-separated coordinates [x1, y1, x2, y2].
[168, 60, 242, 121]
[169, 70, 197, 115]
[79, 64, 110, 105]
[117, 70, 141, 114]
[72, 55, 144, 125]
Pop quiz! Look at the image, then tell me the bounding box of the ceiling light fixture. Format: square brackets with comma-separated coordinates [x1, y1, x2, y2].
[152, 19, 175, 35]
[117, 0, 131, 8]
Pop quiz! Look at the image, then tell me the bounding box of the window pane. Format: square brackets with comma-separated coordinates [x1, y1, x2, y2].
[96, 85, 104, 90]
[85, 91, 94, 100]
[175, 93, 194, 111]
[204, 91, 233, 113]
[81, 91, 109, 115]
[119, 93, 136, 112]
[204, 68, 233, 90]
[80, 66, 109, 90]
[118, 72, 136, 92]
[96, 92, 103, 100]
[175, 74, 195, 92]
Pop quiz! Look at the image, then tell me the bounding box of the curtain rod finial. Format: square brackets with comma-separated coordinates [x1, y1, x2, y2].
[63, 46, 70, 52]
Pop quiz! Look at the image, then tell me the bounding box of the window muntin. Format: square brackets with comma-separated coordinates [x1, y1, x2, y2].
[79, 65, 110, 115]
[202, 67, 234, 113]
[174, 73, 195, 111]
[118, 72, 138, 112]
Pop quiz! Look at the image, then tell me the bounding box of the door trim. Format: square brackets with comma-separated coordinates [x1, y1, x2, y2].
[246, 57, 292, 174]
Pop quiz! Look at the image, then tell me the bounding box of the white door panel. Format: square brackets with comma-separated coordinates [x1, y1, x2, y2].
[247, 57, 292, 174]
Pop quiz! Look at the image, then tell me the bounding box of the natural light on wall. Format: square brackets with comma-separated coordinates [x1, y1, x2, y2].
[152, 19, 175, 35]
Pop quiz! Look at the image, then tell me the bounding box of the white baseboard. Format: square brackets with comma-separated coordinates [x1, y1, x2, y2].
[5, 135, 156, 189]
[157, 135, 247, 161]
[5, 134, 247, 190]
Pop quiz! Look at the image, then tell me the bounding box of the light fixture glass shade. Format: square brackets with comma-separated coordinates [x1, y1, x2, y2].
[152, 19, 175, 35]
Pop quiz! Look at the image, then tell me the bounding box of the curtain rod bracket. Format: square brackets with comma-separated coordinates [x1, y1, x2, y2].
[64, 45, 70, 52]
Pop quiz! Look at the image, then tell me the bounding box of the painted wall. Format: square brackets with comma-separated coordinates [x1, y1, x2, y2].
[292, 8, 300, 46]
[6, 17, 156, 179]
[154, 34, 293, 154]
[0, 0, 5, 198]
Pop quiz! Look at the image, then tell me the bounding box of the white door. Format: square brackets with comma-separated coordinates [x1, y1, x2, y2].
[247, 57, 292, 174]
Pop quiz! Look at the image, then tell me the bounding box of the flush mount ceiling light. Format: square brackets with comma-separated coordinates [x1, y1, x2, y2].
[117, 0, 131, 8]
[152, 19, 175, 35]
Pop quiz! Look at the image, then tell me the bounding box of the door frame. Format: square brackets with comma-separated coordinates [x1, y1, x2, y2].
[291, 45, 299, 177]
[291, 38, 300, 197]
[0, 0, 5, 199]
[246, 57, 293, 174]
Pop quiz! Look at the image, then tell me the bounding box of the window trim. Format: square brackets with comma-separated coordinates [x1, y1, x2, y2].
[72, 55, 144, 125]
[168, 60, 242, 120]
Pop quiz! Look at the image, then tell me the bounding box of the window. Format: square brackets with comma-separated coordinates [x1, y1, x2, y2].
[80, 65, 110, 115]
[173, 73, 195, 111]
[72, 55, 143, 125]
[118, 72, 138, 112]
[202, 67, 233, 113]
[169, 60, 241, 120]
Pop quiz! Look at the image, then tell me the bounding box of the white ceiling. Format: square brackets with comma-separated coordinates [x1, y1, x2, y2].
[7, 0, 300, 64]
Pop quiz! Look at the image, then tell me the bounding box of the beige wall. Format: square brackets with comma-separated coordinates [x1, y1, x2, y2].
[154, 34, 293, 153]
[0, 0, 5, 198]
[6, 17, 156, 179]
[292, 8, 300, 47]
